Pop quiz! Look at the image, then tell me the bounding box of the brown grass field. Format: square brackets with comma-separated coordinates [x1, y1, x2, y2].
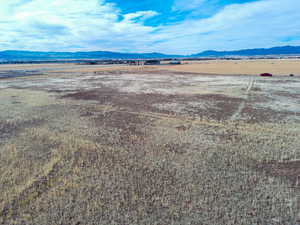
[0, 61, 300, 224]
[1, 59, 299, 75]
[159, 59, 300, 75]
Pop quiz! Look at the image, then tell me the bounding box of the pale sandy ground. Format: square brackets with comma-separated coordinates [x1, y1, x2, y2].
[1, 59, 299, 75]
[158, 59, 300, 75]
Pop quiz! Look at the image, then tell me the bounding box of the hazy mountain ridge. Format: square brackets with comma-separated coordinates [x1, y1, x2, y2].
[0, 50, 178, 61]
[0, 45, 300, 61]
[192, 46, 300, 57]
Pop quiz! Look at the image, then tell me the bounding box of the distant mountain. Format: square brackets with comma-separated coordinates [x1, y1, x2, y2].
[192, 46, 300, 57]
[0, 50, 179, 61]
[1, 45, 300, 61]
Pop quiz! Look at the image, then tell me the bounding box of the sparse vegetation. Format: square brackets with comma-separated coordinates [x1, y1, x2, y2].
[0, 64, 299, 224]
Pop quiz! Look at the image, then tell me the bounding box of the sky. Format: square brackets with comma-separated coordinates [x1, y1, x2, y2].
[0, 0, 300, 54]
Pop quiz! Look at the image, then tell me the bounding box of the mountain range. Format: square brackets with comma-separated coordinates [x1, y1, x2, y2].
[0, 45, 300, 61]
[192, 45, 300, 57]
[0, 50, 178, 61]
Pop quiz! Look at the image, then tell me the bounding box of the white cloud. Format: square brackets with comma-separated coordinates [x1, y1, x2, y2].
[152, 0, 300, 54]
[0, 0, 157, 51]
[124, 11, 159, 22]
[0, 0, 300, 54]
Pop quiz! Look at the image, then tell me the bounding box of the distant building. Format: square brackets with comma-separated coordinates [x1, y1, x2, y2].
[144, 60, 161, 65]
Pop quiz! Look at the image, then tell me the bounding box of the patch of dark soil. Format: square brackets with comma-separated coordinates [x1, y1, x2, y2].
[273, 91, 300, 98]
[241, 105, 299, 123]
[175, 125, 191, 132]
[62, 87, 115, 101]
[62, 87, 173, 113]
[163, 143, 189, 154]
[80, 111, 94, 117]
[256, 160, 300, 188]
[48, 89, 70, 93]
[0, 70, 44, 79]
[63, 88, 244, 121]
[93, 111, 150, 145]
[155, 93, 243, 122]
[95, 111, 144, 132]
[186, 94, 243, 121]
[0, 119, 44, 140]
[252, 87, 262, 92]
[47, 89, 80, 95]
[6, 86, 28, 90]
[12, 101, 22, 104]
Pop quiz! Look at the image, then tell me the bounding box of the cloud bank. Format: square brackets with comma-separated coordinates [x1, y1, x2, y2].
[0, 0, 300, 54]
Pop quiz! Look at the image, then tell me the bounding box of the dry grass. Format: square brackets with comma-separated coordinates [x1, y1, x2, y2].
[0, 69, 300, 224]
[157, 59, 300, 76]
[1, 59, 299, 76]
[0, 103, 299, 224]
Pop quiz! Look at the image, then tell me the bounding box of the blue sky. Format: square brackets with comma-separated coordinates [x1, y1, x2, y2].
[0, 0, 300, 54]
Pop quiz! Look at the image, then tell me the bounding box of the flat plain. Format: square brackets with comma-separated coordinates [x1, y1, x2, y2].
[0, 60, 300, 224]
[159, 59, 300, 75]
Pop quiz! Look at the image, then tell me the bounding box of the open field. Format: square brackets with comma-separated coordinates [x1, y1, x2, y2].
[160, 59, 300, 76]
[1, 59, 300, 76]
[0, 62, 300, 224]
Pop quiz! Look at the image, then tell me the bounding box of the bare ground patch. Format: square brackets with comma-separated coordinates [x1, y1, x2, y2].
[62, 86, 299, 123]
[93, 111, 151, 145]
[257, 161, 300, 188]
[62, 88, 245, 122]
[240, 105, 298, 123]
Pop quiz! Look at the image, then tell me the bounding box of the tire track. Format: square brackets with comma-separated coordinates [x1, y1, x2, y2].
[230, 78, 256, 121]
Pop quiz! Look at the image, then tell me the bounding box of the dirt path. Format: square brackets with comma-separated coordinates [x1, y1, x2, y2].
[230, 78, 256, 121]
